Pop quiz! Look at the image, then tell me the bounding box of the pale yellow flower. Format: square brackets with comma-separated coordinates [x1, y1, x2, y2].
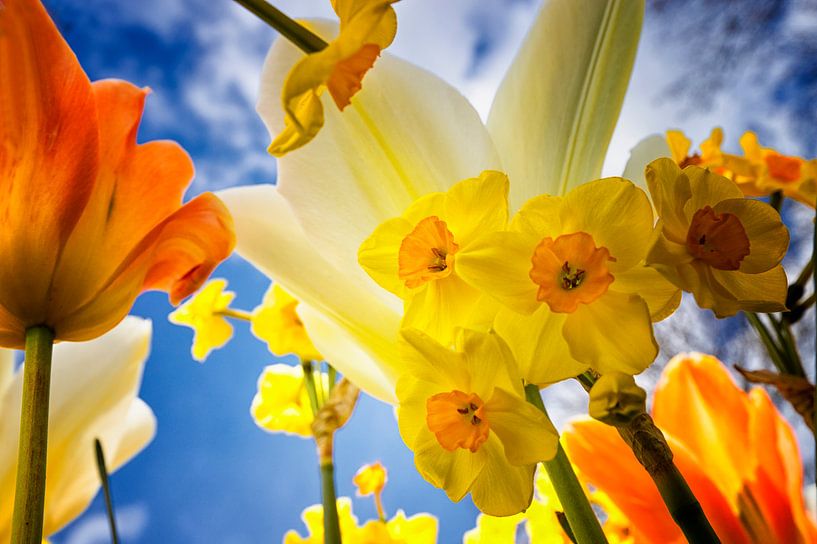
[250, 364, 318, 438]
[168, 279, 235, 362]
[251, 283, 322, 361]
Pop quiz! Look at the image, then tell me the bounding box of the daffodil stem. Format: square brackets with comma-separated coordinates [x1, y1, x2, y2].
[320, 461, 342, 544]
[524, 384, 608, 544]
[617, 414, 720, 543]
[745, 312, 790, 375]
[301, 360, 321, 417]
[11, 325, 55, 544]
[94, 439, 120, 544]
[233, 0, 328, 53]
[218, 308, 253, 321]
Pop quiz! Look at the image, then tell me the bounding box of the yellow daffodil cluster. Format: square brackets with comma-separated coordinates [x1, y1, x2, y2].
[286, 463, 437, 544]
[169, 279, 236, 361]
[660, 128, 817, 207]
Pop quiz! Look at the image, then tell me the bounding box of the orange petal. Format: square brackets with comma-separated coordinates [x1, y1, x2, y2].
[0, 0, 98, 326]
[652, 353, 754, 504]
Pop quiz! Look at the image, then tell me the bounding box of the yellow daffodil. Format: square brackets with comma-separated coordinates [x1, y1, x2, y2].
[251, 283, 322, 361]
[353, 461, 387, 497]
[396, 329, 558, 516]
[220, 0, 644, 402]
[463, 512, 525, 544]
[457, 178, 679, 383]
[285, 497, 437, 544]
[168, 279, 235, 362]
[563, 353, 817, 543]
[0, 317, 155, 540]
[734, 131, 817, 207]
[644, 158, 789, 317]
[267, 0, 399, 156]
[251, 364, 323, 437]
[358, 171, 506, 343]
[665, 128, 724, 169]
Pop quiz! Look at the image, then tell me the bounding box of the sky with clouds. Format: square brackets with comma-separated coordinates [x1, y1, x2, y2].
[40, 0, 815, 542]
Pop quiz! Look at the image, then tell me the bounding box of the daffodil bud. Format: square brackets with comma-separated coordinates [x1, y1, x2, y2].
[312, 378, 360, 464]
[588, 372, 647, 426]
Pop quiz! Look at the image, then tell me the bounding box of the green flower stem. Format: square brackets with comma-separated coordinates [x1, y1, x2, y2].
[524, 384, 608, 544]
[327, 365, 338, 393]
[775, 318, 805, 378]
[94, 439, 120, 544]
[745, 312, 790, 375]
[320, 461, 342, 544]
[233, 0, 328, 53]
[218, 308, 253, 321]
[769, 190, 783, 212]
[301, 360, 321, 416]
[11, 325, 55, 544]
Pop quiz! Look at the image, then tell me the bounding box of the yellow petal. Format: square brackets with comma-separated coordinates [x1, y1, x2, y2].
[168, 279, 235, 362]
[250, 364, 315, 438]
[645, 158, 692, 242]
[469, 436, 536, 516]
[463, 512, 525, 544]
[412, 430, 486, 503]
[251, 283, 322, 361]
[711, 198, 788, 274]
[612, 265, 681, 321]
[493, 306, 588, 386]
[665, 130, 692, 164]
[456, 231, 541, 315]
[485, 387, 558, 465]
[443, 171, 510, 246]
[488, 0, 644, 207]
[683, 166, 743, 222]
[563, 291, 657, 374]
[708, 266, 788, 316]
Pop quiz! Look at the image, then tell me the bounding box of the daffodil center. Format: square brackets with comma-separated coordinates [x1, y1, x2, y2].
[426, 390, 489, 453]
[686, 206, 750, 270]
[678, 153, 702, 169]
[327, 44, 381, 110]
[398, 216, 459, 289]
[764, 154, 801, 183]
[529, 232, 615, 313]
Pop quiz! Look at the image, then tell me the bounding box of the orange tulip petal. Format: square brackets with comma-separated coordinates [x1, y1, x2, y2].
[0, 0, 98, 321]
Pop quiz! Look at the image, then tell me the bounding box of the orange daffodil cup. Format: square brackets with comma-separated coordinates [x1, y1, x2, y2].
[1, 0, 234, 540]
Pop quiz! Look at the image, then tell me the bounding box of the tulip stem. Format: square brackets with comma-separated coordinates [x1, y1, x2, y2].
[524, 384, 608, 544]
[233, 0, 328, 53]
[320, 461, 342, 544]
[94, 439, 120, 544]
[11, 325, 55, 544]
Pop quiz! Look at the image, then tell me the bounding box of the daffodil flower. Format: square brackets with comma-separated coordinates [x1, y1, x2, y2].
[269, 0, 399, 155]
[358, 172, 506, 343]
[219, 0, 644, 402]
[644, 158, 789, 317]
[396, 329, 558, 516]
[0, 317, 155, 540]
[563, 353, 817, 543]
[251, 364, 321, 438]
[456, 178, 679, 383]
[0, 0, 234, 348]
[285, 498, 361, 544]
[169, 279, 236, 362]
[251, 283, 323, 361]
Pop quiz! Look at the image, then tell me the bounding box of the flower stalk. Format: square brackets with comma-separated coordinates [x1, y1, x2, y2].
[11, 325, 55, 544]
[95, 439, 120, 544]
[233, 0, 327, 53]
[524, 384, 608, 544]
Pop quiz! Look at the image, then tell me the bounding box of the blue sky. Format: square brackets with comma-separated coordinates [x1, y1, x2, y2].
[40, 0, 816, 542]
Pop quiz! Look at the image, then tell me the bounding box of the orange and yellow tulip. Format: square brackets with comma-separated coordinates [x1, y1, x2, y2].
[563, 353, 817, 544]
[0, 0, 234, 347]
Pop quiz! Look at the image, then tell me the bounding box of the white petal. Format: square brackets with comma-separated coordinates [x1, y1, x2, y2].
[0, 316, 154, 540]
[488, 0, 644, 207]
[216, 185, 402, 402]
[258, 21, 501, 273]
[0, 348, 13, 397]
[622, 134, 672, 195]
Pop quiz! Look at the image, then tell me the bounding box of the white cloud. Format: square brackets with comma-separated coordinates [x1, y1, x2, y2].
[61, 503, 149, 544]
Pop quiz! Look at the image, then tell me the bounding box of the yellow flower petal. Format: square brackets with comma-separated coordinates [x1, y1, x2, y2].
[469, 437, 536, 517]
[485, 387, 558, 465]
[683, 165, 744, 222]
[665, 130, 692, 164]
[612, 265, 681, 321]
[250, 364, 316, 438]
[412, 430, 486, 503]
[488, 0, 644, 207]
[353, 461, 388, 496]
[358, 217, 415, 297]
[645, 158, 692, 242]
[563, 291, 657, 375]
[711, 198, 788, 274]
[251, 283, 322, 361]
[709, 267, 788, 316]
[463, 512, 525, 544]
[442, 170, 509, 245]
[168, 279, 235, 362]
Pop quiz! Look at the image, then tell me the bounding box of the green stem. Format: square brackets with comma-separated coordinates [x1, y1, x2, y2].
[745, 312, 790, 375]
[769, 190, 783, 212]
[775, 318, 805, 377]
[11, 326, 55, 544]
[320, 462, 342, 544]
[218, 308, 253, 321]
[795, 258, 814, 290]
[327, 365, 337, 393]
[94, 439, 120, 544]
[524, 385, 608, 544]
[233, 0, 328, 53]
[301, 360, 321, 416]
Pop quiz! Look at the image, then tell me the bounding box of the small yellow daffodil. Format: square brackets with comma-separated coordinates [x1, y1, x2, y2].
[734, 131, 817, 207]
[251, 283, 322, 361]
[168, 279, 235, 362]
[457, 178, 679, 383]
[250, 364, 320, 438]
[358, 171, 507, 344]
[644, 158, 789, 317]
[284, 498, 361, 544]
[354, 461, 387, 520]
[666, 128, 724, 169]
[269, 0, 399, 156]
[463, 512, 525, 544]
[396, 328, 558, 516]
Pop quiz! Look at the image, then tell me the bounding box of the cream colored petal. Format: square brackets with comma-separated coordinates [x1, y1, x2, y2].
[0, 349, 13, 396]
[258, 21, 501, 274]
[216, 185, 402, 403]
[622, 134, 672, 197]
[488, 0, 644, 207]
[0, 317, 154, 540]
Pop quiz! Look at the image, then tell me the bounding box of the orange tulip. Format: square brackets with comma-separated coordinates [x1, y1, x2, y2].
[563, 353, 817, 544]
[0, 0, 235, 347]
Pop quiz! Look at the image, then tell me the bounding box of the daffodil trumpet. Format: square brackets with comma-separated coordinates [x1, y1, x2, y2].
[524, 385, 608, 544]
[11, 326, 54, 544]
[233, 0, 328, 54]
[580, 374, 721, 544]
